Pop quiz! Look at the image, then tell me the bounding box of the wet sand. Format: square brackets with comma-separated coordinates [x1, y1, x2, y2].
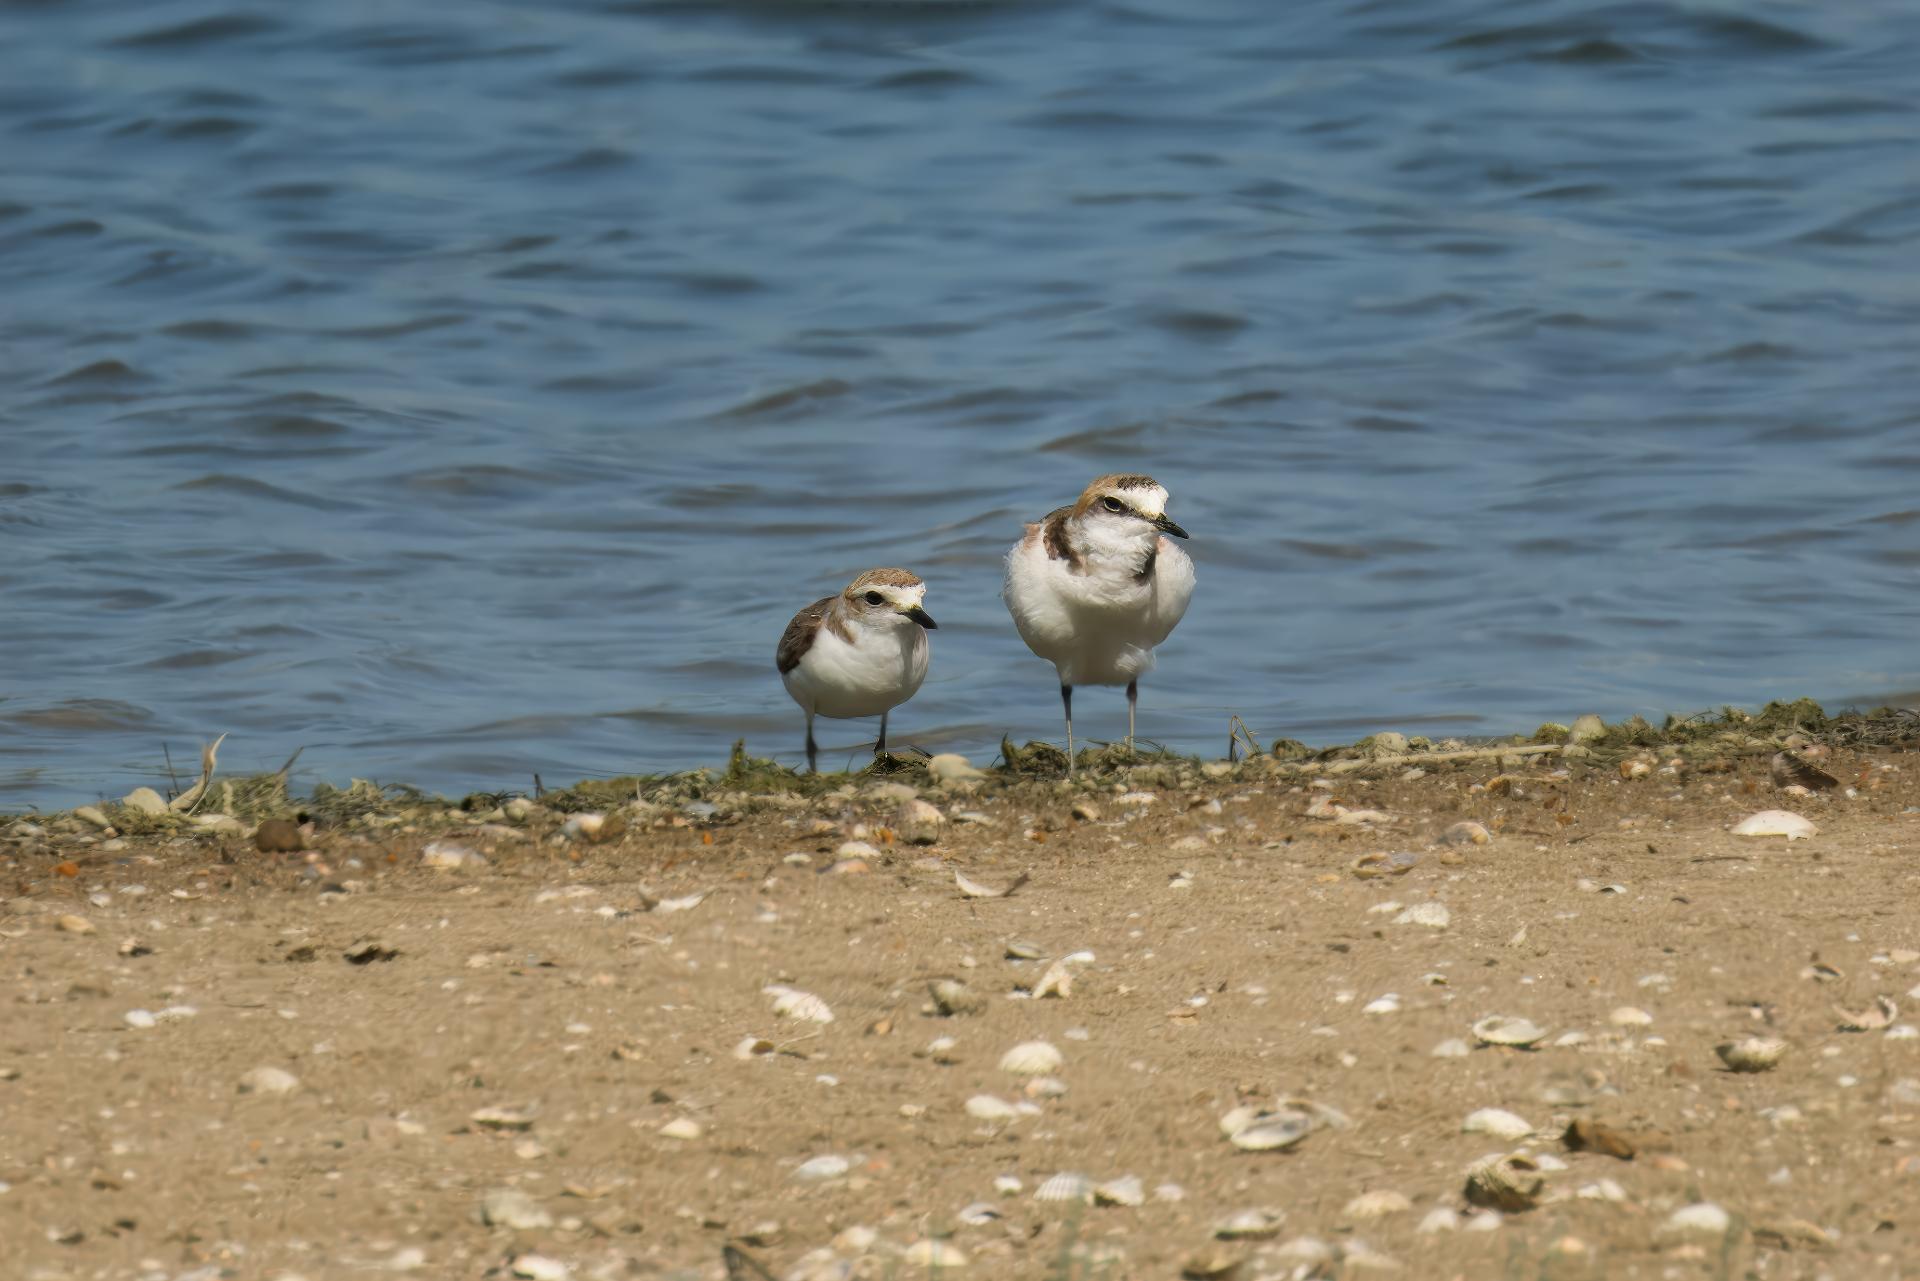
[5, 733, 1920, 1280]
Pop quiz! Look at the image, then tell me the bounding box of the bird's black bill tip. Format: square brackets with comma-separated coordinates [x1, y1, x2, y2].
[1152, 514, 1190, 539]
[904, 605, 937, 629]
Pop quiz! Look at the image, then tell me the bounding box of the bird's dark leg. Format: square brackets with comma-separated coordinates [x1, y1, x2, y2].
[876, 710, 889, 759]
[1126, 680, 1138, 754]
[805, 714, 818, 775]
[1061, 684, 1074, 774]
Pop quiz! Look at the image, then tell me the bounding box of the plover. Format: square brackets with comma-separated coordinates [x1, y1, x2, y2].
[1003, 473, 1194, 768]
[777, 568, 936, 773]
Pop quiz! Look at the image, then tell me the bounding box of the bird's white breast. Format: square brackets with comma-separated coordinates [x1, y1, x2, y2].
[782, 619, 928, 719]
[1004, 531, 1193, 686]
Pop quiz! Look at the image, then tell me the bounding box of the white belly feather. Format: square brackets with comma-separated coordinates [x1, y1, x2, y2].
[782, 621, 929, 719]
[1004, 535, 1194, 686]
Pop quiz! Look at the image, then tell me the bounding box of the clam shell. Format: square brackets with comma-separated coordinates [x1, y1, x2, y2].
[1731, 809, 1817, 840]
[1716, 1036, 1787, 1073]
[1837, 995, 1897, 1032]
[956, 1202, 1001, 1226]
[1227, 1109, 1313, 1152]
[965, 1095, 1020, 1122]
[1005, 941, 1047, 961]
[1464, 1153, 1544, 1212]
[1093, 1175, 1144, 1207]
[792, 1154, 853, 1182]
[1032, 1172, 1093, 1204]
[999, 1040, 1064, 1075]
[1473, 1015, 1547, 1048]
[1213, 1208, 1285, 1240]
[1351, 850, 1421, 879]
[763, 985, 834, 1024]
[1462, 1108, 1534, 1141]
[1033, 951, 1094, 999]
[929, 978, 986, 1017]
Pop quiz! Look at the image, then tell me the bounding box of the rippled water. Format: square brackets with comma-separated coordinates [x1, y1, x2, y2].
[3, 0, 1917, 806]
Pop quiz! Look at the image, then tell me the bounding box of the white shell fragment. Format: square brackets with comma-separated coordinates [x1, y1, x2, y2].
[1093, 1175, 1145, 1207]
[1464, 1153, 1545, 1212]
[956, 870, 1027, 899]
[1033, 1172, 1094, 1204]
[237, 1066, 300, 1096]
[733, 1037, 775, 1060]
[1716, 1037, 1788, 1073]
[1033, 951, 1095, 999]
[901, 1241, 968, 1270]
[471, 1106, 536, 1131]
[1731, 810, 1817, 840]
[965, 1095, 1020, 1122]
[999, 1040, 1064, 1075]
[1344, 1191, 1413, 1220]
[1463, 1108, 1534, 1140]
[1472, 1015, 1547, 1048]
[1609, 1006, 1653, 1027]
[792, 1154, 853, 1182]
[1838, 996, 1897, 1032]
[1661, 1202, 1733, 1237]
[1226, 1108, 1314, 1152]
[658, 1118, 703, 1140]
[1394, 902, 1451, 930]
[763, 985, 835, 1024]
[1214, 1208, 1286, 1240]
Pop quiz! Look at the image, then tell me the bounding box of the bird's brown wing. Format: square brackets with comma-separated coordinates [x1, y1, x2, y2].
[776, 596, 835, 675]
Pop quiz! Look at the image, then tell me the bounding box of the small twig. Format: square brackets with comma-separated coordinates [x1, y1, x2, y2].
[533, 773, 544, 798]
[162, 743, 181, 801]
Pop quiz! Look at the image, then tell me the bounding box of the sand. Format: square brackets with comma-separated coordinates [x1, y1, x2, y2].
[5, 743, 1920, 1281]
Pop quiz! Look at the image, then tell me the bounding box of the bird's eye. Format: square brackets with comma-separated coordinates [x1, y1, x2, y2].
[864, 591, 884, 606]
[1101, 496, 1125, 513]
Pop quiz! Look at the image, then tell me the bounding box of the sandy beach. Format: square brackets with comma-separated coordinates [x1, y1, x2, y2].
[5, 710, 1920, 1281]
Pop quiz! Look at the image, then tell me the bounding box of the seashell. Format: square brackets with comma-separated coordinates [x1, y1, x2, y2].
[956, 1202, 1001, 1226]
[1178, 1247, 1243, 1279]
[1731, 810, 1817, 840]
[1093, 1175, 1144, 1207]
[999, 1040, 1064, 1075]
[1431, 1038, 1471, 1058]
[471, 1106, 536, 1131]
[1394, 902, 1450, 929]
[955, 869, 1029, 899]
[1609, 1006, 1653, 1027]
[1023, 1075, 1069, 1099]
[1033, 951, 1094, 999]
[1462, 1108, 1533, 1140]
[1351, 851, 1420, 879]
[1473, 1015, 1547, 1048]
[1716, 1036, 1787, 1073]
[1417, 1207, 1460, 1234]
[654, 891, 706, 913]
[1217, 1105, 1261, 1137]
[929, 979, 986, 1017]
[1227, 1109, 1313, 1152]
[1464, 1153, 1545, 1212]
[993, 1174, 1022, 1197]
[1114, 791, 1156, 806]
[763, 985, 834, 1024]
[965, 1095, 1020, 1122]
[560, 813, 605, 842]
[657, 1117, 702, 1141]
[1660, 1202, 1732, 1238]
[927, 753, 986, 783]
[792, 1154, 852, 1182]
[1837, 995, 1897, 1032]
[1213, 1208, 1285, 1240]
[1440, 821, 1490, 846]
[1772, 751, 1838, 792]
[901, 1240, 967, 1270]
[733, 1036, 774, 1060]
[1343, 1190, 1412, 1220]
[1005, 940, 1046, 961]
[1362, 994, 1401, 1016]
[1333, 808, 1394, 826]
[1033, 1172, 1093, 1204]
[421, 841, 483, 869]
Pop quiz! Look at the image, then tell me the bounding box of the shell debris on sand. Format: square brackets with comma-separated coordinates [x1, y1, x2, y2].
[1837, 995, 1897, 1032]
[1731, 810, 1818, 840]
[1717, 1037, 1788, 1073]
[1464, 1153, 1545, 1212]
[1033, 951, 1094, 999]
[1093, 1175, 1145, 1207]
[1463, 1108, 1534, 1141]
[1394, 902, 1450, 930]
[999, 1040, 1064, 1075]
[764, 985, 835, 1024]
[792, 1154, 855, 1182]
[956, 869, 1030, 899]
[1213, 1208, 1285, 1240]
[965, 1095, 1022, 1122]
[237, 1065, 301, 1096]
[1223, 1107, 1314, 1152]
[1033, 1172, 1094, 1204]
[1473, 1015, 1548, 1048]
[930, 978, 987, 1016]
[1351, 851, 1420, 879]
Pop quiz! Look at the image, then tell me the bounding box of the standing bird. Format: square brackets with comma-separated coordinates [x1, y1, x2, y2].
[1003, 474, 1194, 769]
[777, 568, 936, 773]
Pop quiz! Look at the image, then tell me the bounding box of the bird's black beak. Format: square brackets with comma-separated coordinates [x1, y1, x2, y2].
[903, 605, 937, 629]
[1151, 514, 1189, 539]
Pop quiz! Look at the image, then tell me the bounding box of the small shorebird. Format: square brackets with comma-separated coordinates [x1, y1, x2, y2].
[777, 568, 936, 773]
[1003, 473, 1194, 768]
